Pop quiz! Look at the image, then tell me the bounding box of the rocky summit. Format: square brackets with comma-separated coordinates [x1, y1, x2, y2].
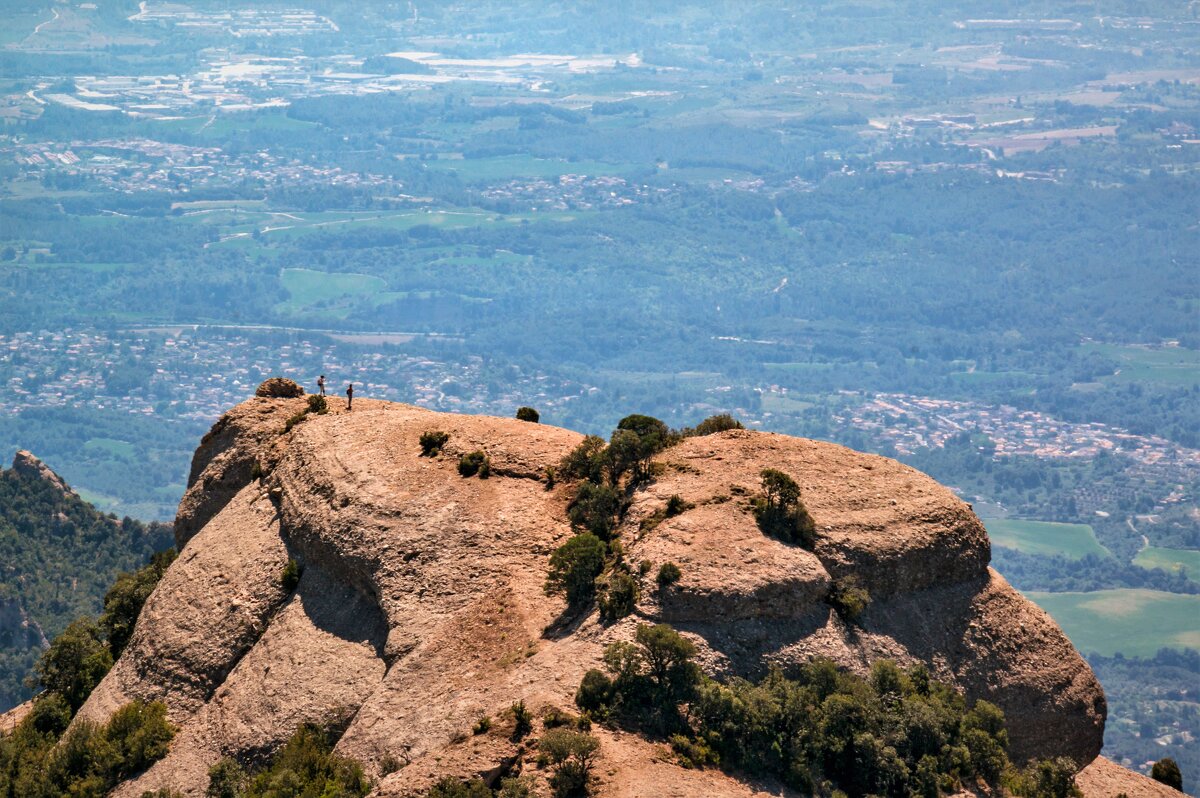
[73, 389, 1166, 797]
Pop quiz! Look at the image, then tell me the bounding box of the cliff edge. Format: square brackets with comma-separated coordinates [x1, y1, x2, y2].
[79, 393, 1111, 796]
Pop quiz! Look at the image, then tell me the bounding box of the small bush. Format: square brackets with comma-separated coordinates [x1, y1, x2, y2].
[499, 775, 538, 798]
[378, 754, 403, 777]
[280, 559, 302, 591]
[306, 394, 329, 415]
[656, 562, 682, 587]
[283, 411, 308, 433]
[540, 728, 600, 798]
[545, 466, 556, 489]
[828, 577, 870, 623]
[472, 715, 491, 735]
[516, 406, 540, 423]
[510, 700, 534, 740]
[638, 559, 653, 576]
[207, 756, 248, 798]
[250, 461, 264, 480]
[671, 734, 719, 768]
[545, 533, 607, 606]
[753, 468, 816, 548]
[542, 707, 580, 729]
[105, 699, 176, 778]
[690, 414, 744, 436]
[458, 450, 490, 478]
[664, 495, 690, 517]
[1151, 758, 1183, 791]
[575, 669, 614, 714]
[419, 430, 450, 457]
[1009, 757, 1082, 798]
[598, 572, 640, 621]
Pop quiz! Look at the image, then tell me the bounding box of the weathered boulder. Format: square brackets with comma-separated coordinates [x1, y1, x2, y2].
[81, 398, 1108, 796]
[254, 376, 305, 399]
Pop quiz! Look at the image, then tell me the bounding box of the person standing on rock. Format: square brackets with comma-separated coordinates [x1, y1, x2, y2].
[346, 382, 354, 411]
[317, 375, 326, 396]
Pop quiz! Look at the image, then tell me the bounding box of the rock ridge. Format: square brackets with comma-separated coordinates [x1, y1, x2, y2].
[79, 395, 1108, 796]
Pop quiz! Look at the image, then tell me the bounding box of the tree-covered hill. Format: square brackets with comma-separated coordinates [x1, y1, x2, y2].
[0, 451, 172, 710]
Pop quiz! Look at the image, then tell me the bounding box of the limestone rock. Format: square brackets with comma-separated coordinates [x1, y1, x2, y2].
[88, 398, 1110, 796]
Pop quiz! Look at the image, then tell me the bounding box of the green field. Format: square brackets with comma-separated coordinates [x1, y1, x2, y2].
[1026, 589, 1200, 657]
[1134, 546, 1200, 579]
[985, 519, 1110, 559]
[1082, 342, 1200, 386]
[761, 393, 815, 414]
[83, 438, 135, 460]
[278, 268, 390, 314]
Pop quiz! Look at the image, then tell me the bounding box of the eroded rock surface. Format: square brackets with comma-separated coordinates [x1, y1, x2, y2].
[87, 396, 1109, 796]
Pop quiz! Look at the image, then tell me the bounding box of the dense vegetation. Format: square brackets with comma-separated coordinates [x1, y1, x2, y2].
[0, 696, 176, 797]
[0, 543, 179, 796]
[0, 457, 172, 709]
[576, 622, 1080, 798]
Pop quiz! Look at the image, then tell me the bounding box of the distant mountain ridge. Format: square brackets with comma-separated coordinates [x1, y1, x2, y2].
[0, 450, 172, 709]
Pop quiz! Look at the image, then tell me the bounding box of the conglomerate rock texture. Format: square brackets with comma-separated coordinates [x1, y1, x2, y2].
[78, 394, 1109, 797]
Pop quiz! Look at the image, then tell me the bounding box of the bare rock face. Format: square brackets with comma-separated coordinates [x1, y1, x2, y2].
[84, 398, 1108, 796]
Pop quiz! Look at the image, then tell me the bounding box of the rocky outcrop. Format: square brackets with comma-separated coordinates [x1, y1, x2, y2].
[1076, 756, 1188, 798]
[82, 393, 1109, 796]
[254, 377, 305, 398]
[11, 450, 73, 495]
[0, 597, 48, 650]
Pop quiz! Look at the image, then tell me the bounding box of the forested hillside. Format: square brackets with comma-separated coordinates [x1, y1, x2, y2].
[0, 452, 172, 709]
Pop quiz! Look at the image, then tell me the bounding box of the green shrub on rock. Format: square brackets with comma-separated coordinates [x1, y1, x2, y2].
[1151, 758, 1183, 791]
[597, 572, 639, 621]
[419, 430, 450, 457]
[690, 414, 744, 436]
[545, 533, 607, 606]
[516, 407, 540, 423]
[458, 450, 491, 478]
[540, 728, 600, 798]
[828, 576, 870, 623]
[752, 468, 816, 548]
[656, 562, 682, 587]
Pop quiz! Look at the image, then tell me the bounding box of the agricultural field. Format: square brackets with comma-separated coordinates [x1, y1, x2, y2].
[985, 519, 1111, 559]
[1134, 547, 1200, 579]
[277, 268, 395, 316]
[1082, 343, 1200, 386]
[1026, 589, 1200, 657]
